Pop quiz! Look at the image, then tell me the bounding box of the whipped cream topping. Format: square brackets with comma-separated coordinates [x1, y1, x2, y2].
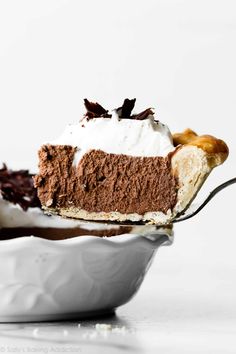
[50, 113, 175, 166]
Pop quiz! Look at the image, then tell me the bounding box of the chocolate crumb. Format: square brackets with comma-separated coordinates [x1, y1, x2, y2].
[0, 164, 41, 211]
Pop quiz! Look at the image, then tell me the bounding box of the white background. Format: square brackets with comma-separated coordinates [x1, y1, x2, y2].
[0, 1, 236, 352]
[0, 0, 235, 170]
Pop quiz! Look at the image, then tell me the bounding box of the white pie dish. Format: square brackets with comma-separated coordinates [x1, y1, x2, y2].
[0, 225, 173, 322]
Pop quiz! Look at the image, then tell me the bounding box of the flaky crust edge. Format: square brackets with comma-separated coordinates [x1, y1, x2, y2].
[170, 129, 229, 219]
[172, 128, 229, 168]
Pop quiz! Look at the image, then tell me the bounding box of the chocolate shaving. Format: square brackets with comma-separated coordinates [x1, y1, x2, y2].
[116, 99, 155, 120]
[116, 98, 136, 118]
[83, 98, 155, 121]
[0, 164, 41, 211]
[84, 99, 111, 119]
[132, 108, 155, 120]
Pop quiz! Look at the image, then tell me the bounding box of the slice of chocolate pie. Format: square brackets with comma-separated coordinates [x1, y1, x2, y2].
[34, 99, 229, 225]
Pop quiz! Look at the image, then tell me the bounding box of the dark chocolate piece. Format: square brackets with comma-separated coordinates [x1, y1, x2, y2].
[83, 98, 155, 121]
[132, 108, 155, 120]
[84, 99, 111, 119]
[0, 164, 41, 211]
[116, 98, 136, 118]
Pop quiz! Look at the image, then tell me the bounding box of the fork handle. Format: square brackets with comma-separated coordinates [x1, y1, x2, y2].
[174, 177, 236, 223]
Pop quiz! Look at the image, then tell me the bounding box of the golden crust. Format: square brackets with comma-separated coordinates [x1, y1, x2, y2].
[172, 129, 229, 166]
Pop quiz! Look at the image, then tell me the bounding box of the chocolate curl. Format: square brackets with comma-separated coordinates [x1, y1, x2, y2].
[132, 108, 155, 120]
[116, 98, 136, 118]
[84, 99, 111, 119]
[116, 99, 155, 120]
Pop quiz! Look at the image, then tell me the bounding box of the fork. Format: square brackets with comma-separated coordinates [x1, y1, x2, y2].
[173, 177, 236, 223]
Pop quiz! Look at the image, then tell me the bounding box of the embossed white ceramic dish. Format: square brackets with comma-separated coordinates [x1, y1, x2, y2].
[0, 225, 173, 322]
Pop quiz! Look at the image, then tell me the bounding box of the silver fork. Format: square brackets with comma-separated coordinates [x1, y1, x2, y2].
[173, 177, 236, 223]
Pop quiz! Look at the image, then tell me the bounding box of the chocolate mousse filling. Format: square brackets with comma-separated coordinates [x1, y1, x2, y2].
[34, 145, 179, 216]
